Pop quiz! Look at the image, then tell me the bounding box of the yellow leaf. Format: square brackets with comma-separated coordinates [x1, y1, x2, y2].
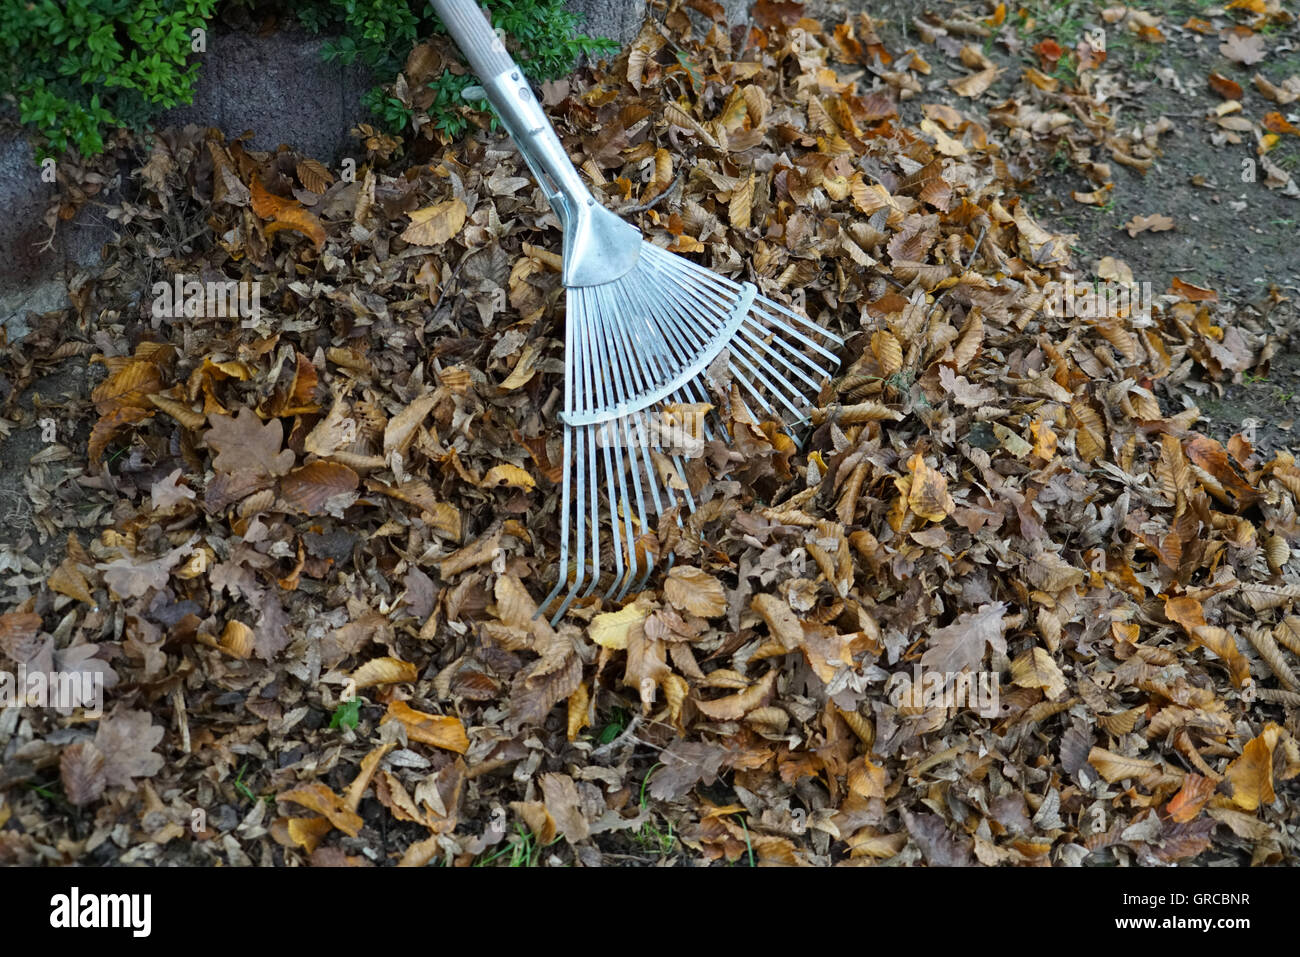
[351, 656, 419, 689]
[1010, 646, 1067, 699]
[219, 620, 254, 659]
[730, 173, 755, 229]
[567, 683, 590, 741]
[401, 199, 468, 246]
[499, 341, 542, 391]
[589, 599, 651, 650]
[1225, 724, 1280, 811]
[907, 453, 954, 522]
[480, 464, 536, 491]
[285, 816, 333, 853]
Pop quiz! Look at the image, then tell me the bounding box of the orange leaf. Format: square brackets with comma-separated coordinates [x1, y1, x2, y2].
[265, 206, 327, 251]
[1034, 38, 1063, 66]
[1207, 72, 1244, 100]
[1169, 276, 1218, 301]
[381, 701, 469, 753]
[249, 177, 298, 219]
[278, 782, 364, 837]
[1166, 773, 1217, 823]
[1262, 111, 1300, 136]
[1164, 595, 1206, 633]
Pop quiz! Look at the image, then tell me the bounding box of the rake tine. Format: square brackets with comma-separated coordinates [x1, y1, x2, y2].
[613, 414, 647, 601]
[541, 423, 574, 616]
[595, 286, 644, 598]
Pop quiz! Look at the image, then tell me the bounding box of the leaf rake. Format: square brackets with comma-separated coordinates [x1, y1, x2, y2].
[431, 0, 843, 622]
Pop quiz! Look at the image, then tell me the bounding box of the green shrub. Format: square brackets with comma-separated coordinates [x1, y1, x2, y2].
[303, 0, 619, 140]
[0, 0, 616, 159]
[0, 0, 218, 159]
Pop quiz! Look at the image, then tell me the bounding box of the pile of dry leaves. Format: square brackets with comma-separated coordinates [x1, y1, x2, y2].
[1, 0, 1297, 866]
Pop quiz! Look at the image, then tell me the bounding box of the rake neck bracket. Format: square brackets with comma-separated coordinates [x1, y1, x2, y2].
[558, 282, 757, 427]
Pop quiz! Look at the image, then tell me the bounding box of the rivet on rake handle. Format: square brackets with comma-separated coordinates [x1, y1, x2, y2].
[429, 0, 843, 624]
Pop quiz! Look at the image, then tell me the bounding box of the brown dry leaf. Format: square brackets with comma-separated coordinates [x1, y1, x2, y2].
[401, 199, 468, 246]
[1253, 72, 1299, 105]
[1220, 32, 1267, 65]
[381, 700, 469, 754]
[1123, 213, 1174, 237]
[48, 560, 94, 605]
[1262, 111, 1300, 135]
[751, 592, 804, 649]
[949, 67, 998, 97]
[60, 741, 106, 807]
[1169, 276, 1218, 301]
[383, 392, 439, 455]
[1188, 625, 1253, 689]
[91, 360, 163, 415]
[539, 773, 589, 843]
[438, 527, 502, 577]
[567, 683, 590, 741]
[0, 612, 43, 648]
[1164, 595, 1206, 632]
[296, 158, 335, 194]
[149, 393, 206, 430]
[1087, 747, 1161, 784]
[512, 800, 557, 845]
[206, 408, 295, 478]
[1208, 72, 1245, 100]
[499, 341, 543, 391]
[88, 406, 151, 465]
[280, 461, 360, 514]
[250, 176, 297, 218]
[278, 782, 364, 837]
[694, 668, 778, 720]
[219, 620, 254, 659]
[665, 566, 727, 618]
[730, 172, 755, 229]
[93, 708, 164, 788]
[907, 453, 954, 522]
[920, 602, 1007, 674]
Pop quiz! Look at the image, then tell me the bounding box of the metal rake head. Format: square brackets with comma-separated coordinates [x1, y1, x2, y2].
[540, 241, 842, 623]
